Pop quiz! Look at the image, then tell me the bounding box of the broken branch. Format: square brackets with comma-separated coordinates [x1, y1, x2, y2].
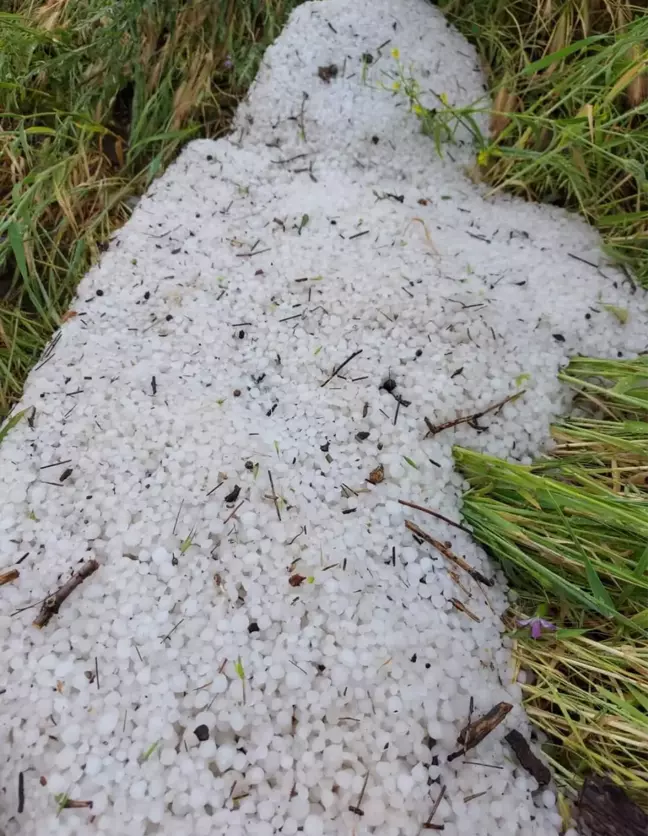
[405, 520, 493, 586]
[33, 559, 99, 629]
[398, 498, 471, 534]
[424, 390, 525, 437]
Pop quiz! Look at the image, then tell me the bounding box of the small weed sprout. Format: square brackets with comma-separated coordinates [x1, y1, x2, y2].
[387, 54, 486, 156]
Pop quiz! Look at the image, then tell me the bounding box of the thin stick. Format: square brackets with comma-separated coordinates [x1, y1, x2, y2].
[398, 499, 471, 534]
[464, 790, 489, 803]
[405, 520, 493, 586]
[321, 349, 363, 387]
[235, 248, 271, 258]
[424, 390, 525, 436]
[173, 500, 184, 535]
[223, 500, 245, 524]
[160, 619, 185, 643]
[348, 771, 370, 815]
[463, 761, 504, 770]
[421, 784, 446, 831]
[33, 560, 99, 628]
[268, 471, 282, 521]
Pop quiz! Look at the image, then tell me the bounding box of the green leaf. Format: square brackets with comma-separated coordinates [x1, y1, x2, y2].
[55, 793, 69, 813]
[0, 408, 27, 446]
[602, 304, 628, 325]
[403, 456, 419, 469]
[628, 684, 648, 714]
[235, 657, 245, 680]
[521, 34, 605, 75]
[139, 740, 160, 762]
[582, 551, 615, 611]
[8, 221, 29, 283]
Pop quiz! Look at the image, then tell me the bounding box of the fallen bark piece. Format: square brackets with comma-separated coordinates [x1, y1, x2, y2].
[448, 702, 513, 761]
[578, 774, 648, 836]
[33, 559, 99, 629]
[0, 568, 19, 586]
[504, 729, 551, 786]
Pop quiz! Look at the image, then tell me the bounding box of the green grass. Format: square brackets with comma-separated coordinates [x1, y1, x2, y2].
[0, 0, 302, 418]
[431, 0, 648, 285]
[454, 355, 648, 805]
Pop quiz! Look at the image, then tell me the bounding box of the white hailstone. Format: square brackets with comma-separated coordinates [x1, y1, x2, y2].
[47, 773, 68, 794]
[252, 824, 274, 836]
[396, 774, 415, 796]
[363, 798, 387, 827]
[303, 814, 324, 836]
[97, 708, 120, 736]
[211, 674, 228, 694]
[289, 794, 311, 821]
[215, 744, 236, 772]
[130, 781, 147, 800]
[60, 724, 81, 746]
[55, 747, 77, 770]
[282, 819, 298, 836]
[258, 799, 275, 821]
[151, 547, 170, 565]
[386, 696, 402, 714]
[160, 748, 176, 766]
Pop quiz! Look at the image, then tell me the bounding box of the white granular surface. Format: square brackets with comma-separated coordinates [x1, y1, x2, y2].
[0, 1, 645, 834]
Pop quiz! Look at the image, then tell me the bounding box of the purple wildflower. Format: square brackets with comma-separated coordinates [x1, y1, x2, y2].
[517, 615, 557, 640]
[223, 55, 233, 70]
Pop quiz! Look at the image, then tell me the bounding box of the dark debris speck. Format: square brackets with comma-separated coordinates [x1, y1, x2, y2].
[194, 724, 209, 742]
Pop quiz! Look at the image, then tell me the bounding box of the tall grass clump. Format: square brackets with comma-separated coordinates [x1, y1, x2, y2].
[0, 0, 301, 417]
[454, 355, 648, 805]
[434, 0, 648, 285]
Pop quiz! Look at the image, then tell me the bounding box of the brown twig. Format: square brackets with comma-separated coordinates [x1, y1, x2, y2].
[398, 499, 471, 534]
[405, 520, 493, 587]
[421, 784, 446, 831]
[0, 568, 19, 586]
[450, 598, 481, 622]
[60, 798, 94, 809]
[424, 390, 525, 436]
[33, 560, 99, 628]
[223, 500, 245, 524]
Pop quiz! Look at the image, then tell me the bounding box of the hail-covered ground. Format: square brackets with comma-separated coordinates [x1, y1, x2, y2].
[1, 0, 646, 834]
